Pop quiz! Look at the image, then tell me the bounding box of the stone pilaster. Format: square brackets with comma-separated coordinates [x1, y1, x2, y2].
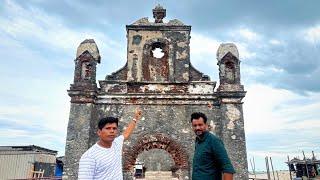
[217, 43, 248, 179]
[219, 95, 248, 180]
[63, 103, 96, 180]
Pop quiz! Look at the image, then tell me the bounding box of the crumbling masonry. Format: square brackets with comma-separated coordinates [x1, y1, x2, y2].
[63, 5, 248, 180]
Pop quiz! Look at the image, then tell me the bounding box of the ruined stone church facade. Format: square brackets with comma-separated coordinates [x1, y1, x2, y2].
[64, 5, 248, 180]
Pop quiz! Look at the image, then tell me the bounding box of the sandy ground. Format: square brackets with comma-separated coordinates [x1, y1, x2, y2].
[249, 171, 320, 180]
[249, 171, 293, 180]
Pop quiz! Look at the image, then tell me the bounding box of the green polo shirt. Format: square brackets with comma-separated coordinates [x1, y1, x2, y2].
[192, 131, 235, 180]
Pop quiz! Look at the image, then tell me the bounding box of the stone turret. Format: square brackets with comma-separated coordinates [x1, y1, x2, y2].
[69, 39, 100, 103]
[216, 43, 248, 180]
[217, 43, 244, 91]
[63, 39, 100, 179]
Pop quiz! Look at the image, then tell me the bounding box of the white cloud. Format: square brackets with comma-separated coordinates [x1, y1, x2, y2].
[0, 1, 124, 135]
[226, 27, 260, 59]
[190, 32, 220, 58]
[228, 27, 261, 43]
[303, 25, 320, 44]
[248, 150, 297, 159]
[0, 105, 45, 118]
[269, 39, 282, 45]
[243, 84, 320, 134]
[0, 129, 31, 137]
[235, 42, 257, 59]
[0, 0, 123, 60]
[238, 28, 259, 41]
[0, 96, 70, 133]
[244, 84, 293, 133]
[190, 32, 254, 64]
[241, 65, 285, 84]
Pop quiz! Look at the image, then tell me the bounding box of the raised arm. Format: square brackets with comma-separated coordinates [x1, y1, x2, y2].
[123, 108, 142, 140]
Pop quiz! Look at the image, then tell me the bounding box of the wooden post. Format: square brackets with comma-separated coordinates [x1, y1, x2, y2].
[265, 156, 271, 180]
[276, 171, 279, 180]
[302, 151, 309, 178]
[287, 155, 292, 180]
[250, 157, 256, 179]
[312, 151, 315, 160]
[269, 157, 276, 180]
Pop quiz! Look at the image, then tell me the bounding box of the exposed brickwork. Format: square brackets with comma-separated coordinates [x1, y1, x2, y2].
[142, 41, 170, 82]
[123, 133, 189, 171]
[105, 64, 128, 80]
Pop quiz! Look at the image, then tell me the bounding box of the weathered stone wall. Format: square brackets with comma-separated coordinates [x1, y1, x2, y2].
[221, 103, 248, 180]
[91, 104, 222, 180]
[125, 27, 192, 83]
[63, 103, 96, 179]
[64, 6, 248, 180]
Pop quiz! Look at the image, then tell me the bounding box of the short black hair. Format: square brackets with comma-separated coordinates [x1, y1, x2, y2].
[190, 112, 207, 123]
[98, 117, 119, 130]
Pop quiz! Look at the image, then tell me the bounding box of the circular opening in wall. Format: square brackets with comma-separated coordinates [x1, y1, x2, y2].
[152, 48, 165, 58]
[151, 42, 165, 59]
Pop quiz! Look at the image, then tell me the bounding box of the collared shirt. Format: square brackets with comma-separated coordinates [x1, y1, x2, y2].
[78, 135, 124, 180]
[192, 131, 235, 180]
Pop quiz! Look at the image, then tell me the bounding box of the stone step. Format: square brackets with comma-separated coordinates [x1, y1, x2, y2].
[136, 178, 179, 180]
[142, 178, 178, 180]
[142, 171, 177, 180]
[145, 171, 172, 176]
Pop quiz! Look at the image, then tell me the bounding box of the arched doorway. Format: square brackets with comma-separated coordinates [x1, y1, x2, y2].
[137, 149, 174, 171]
[123, 133, 190, 180]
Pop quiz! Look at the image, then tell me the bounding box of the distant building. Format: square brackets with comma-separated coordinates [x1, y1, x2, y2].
[55, 156, 64, 177]
[0, 145, 57, 179]
[287, 157, 320, 178]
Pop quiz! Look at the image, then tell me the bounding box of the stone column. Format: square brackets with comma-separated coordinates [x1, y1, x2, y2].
[219, 95, 248, 180]
[63, 102, 96, 179]
[217, 43, 248, 179]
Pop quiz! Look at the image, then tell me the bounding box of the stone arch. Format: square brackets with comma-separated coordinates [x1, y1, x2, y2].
[123, 133, 189, 171]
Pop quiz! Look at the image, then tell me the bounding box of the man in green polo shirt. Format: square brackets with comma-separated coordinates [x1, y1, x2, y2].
[191, 112, 235, 180]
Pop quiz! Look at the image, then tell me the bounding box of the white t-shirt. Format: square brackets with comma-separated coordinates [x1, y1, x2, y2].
[78, 135, 124, 180]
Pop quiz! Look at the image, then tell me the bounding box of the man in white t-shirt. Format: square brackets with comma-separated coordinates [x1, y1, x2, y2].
[78, 109, 142, 180]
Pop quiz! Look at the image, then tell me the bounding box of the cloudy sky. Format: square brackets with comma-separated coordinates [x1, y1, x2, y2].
[1, 0, 319, 171]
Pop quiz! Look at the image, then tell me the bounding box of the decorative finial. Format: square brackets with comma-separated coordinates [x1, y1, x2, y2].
[153, 4, 166, 23]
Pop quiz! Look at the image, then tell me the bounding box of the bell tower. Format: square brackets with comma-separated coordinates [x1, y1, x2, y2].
[217, 43, 243, 91]
[105, 5, 208, 83]
[69, 39, 100, 103]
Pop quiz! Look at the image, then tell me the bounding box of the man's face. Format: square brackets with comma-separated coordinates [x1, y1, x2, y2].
[97, 123, 118, 143]
[191, 117, 208, 136]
